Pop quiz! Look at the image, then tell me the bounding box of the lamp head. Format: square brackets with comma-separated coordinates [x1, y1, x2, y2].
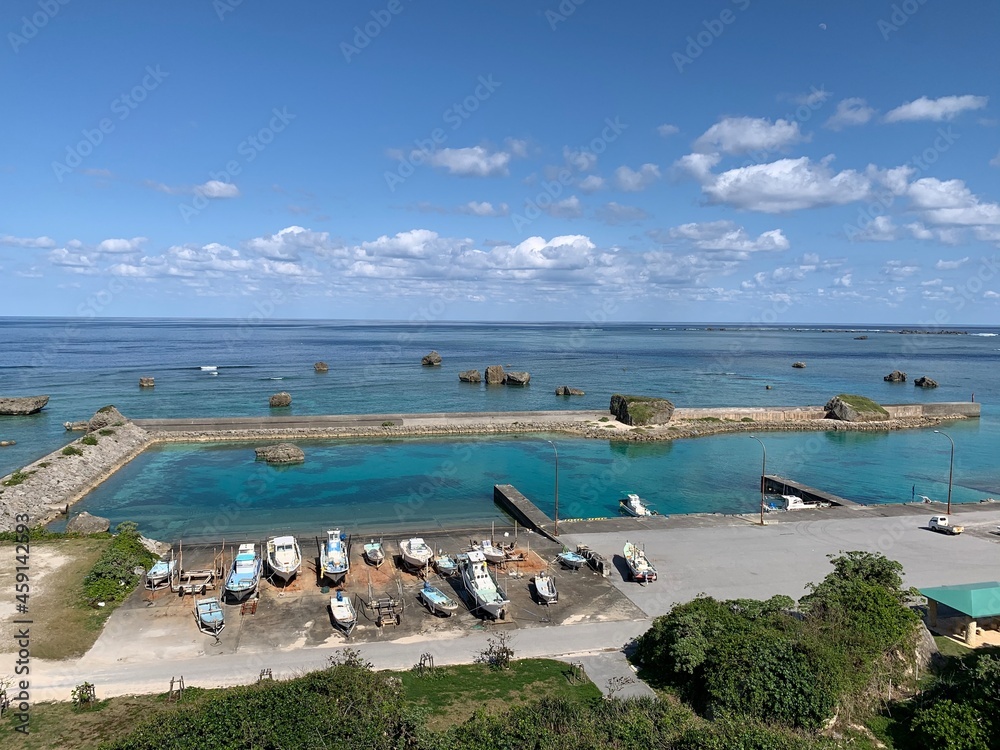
[933, 430, 940, 434]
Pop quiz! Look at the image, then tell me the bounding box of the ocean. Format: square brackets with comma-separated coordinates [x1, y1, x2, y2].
[2, 318, 999, 538]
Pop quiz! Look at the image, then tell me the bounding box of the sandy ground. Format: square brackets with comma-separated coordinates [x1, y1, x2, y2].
[0, 545, 71, 638]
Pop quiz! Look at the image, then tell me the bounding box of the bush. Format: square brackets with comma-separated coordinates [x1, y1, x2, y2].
[910, 699, 989, 750]
[99, 429, 115, 436]
[62, 446, 83, 456]
[2, 470, 32, 487]
[81, 435, 98, 446]
[82, 522, 156, 604]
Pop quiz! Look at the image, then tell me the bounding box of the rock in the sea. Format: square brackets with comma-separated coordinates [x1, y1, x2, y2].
[64, 421, 89, 431]
[421, 351, 442, 366]
[555, 386, 585, 396]
[314, 362, 329, 373]
[914, 376, 939, 388]
[504, 371, 530, 386]
[792, 361, 806, 369]
[88, 405, 127, 432]
[884, 370, 907, 383]
[269, 392, 292, 408]
[610, 394, 675, 426]
[854, 335, 868, 340]
[0, 396, 49, 415]
[459, 369, 482, 383]
[824, 395, 889, 422]
[139, 377, 155, 388]
[254, 443, 305, 464]
[66, 511, 111, 534]
[0, 440, 15, 447]
[485, 365, 505, 384]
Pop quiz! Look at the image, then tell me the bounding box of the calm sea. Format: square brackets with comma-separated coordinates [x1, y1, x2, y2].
[2, 319, 998, 538]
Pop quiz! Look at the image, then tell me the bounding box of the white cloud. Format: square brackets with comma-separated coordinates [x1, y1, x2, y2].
[990, 150, 1000, 168]
[824, 98, 875, 130]
[656, 123, 679, 137]
[984, 290, 1000, 299]
[674, 152, 722, 182]
[459, 201, 509, 217]
[666, 220, 790, 255]
[0, 235, 56, 248]
[907, 178, 1000, 226]
[247, 225, 340, 261]
[614, 163, 661, 192]
[563, 146, 597, 172]
[884, 94, 988, 123]
[505, 138, 529, 158]
[577, 175, 605, 193]
[541, 196, 582, 219]
[360, 229, 456, 259]
[796, 87, 830, 108]
[882, 260, 919, 280]
[935, 257, 970, 270]
[419, 146, 511, 177]
[594, 202, 650, 225]
[96, 237, 147, 254]
[195, 180, 240, 199]
[47, 247, 96, 270]
[833, 273, 852, 287]
[851, 215, 898, 242]
[693, 117, 808, 155]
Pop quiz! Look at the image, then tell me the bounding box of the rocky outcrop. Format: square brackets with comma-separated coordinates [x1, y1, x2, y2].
[854, 335, 868, 340]
[64, 421, 89, 431]
[459, 369, 482, 383]
[485, 365, 505, 385]
[139, 377, 155, 388]
[314, 362, 329, 373]
[884, 370, 907, 383]
[0, 440, 15, 447]
[824, 395, 889, 422]
[421, 351, 442, 366]
[792, 362, 806, 369]
[269, 392, 292, 408]
[556, 386, 585, 396]
[914, 376, 939, 388]
[254, 443, 305, 464]
[610, 394, 675, 426]
[88, 405, 127, 432]
[504, 371, 530, 386]
[66, 511, 111, 534]
[0, 396, 49, 415]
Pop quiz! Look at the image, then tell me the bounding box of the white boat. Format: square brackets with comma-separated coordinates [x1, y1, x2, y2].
[620, 493, 657, 517]
[225, 543, 263, 601]
[145, 558, 176, 590]
[329, 589, 357, 633]
[266, 535, 302, 583]
[623, 541, 657, 583]
[195, 597, 225, 635]
[780, 494, 829, 511]
[362, 539, 384, 568]
[418, 581, 459, 616]
[458, 550, 509, 619]
[399, 537, 433, 570]
[533, 571, 558, 604]
[320, 529, 350, 583]
[434, 553, 458, 576]
[477, 539, 507, 565]
[556, 550, 587, 570]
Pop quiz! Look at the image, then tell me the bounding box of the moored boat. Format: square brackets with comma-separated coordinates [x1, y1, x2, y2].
[620, 493, 657, 517]
[418, 581, 459, 616]
[556, 550, 587, 570]
[362, 538, 384, 568]
[458, 550, 509, 619]
[225, 543, 263, 601]
[266, 535, 302, 583]
[533, 571, 558, 604]
[329, 589, 357, 633]
[320, 529, 350, 583]
[623, 540, 657, 583]
[399, 537, 433, 570]
[195, 597, 225, 635]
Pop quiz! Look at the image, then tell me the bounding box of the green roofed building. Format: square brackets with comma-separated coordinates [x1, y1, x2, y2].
[920, 582, 1000, 646]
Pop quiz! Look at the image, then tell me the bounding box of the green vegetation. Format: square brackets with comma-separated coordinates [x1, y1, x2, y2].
[381, 421, 395, 427]
[81, 435, 98, 446]
[62, 445, 83, 456]
[96, 405, 116, 413]
[82, 522, 156, 605]
[834, 393, 889, 416]
[598, 416, 610, 422]
[695, 416, 722, 423]
[99, 429, 115, 436]
[2, 469, 33, 487]
[741, 417, 754, 422]
[0, 526, 90, 542]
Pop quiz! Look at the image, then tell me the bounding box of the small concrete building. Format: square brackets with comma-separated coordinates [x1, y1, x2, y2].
[920, 581, 1000, 647]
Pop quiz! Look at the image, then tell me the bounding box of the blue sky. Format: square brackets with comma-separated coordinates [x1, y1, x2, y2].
[2, 0, 999, 323]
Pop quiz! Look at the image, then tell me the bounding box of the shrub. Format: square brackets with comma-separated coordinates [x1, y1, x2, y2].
[82, 522, 156, 605]
[81, 435, 98, 446]
[910, 699, 989, 750]
[381, 421, 395, 427]
[2, 470, 32, 487]
[99, 429, 115, 436]
[62, 446, 83, 456]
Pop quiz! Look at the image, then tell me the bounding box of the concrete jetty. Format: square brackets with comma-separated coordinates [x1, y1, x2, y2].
[763, 474, 863, 508]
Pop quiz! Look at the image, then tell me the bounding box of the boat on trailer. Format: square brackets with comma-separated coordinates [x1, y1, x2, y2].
[362, 539, 384, 568]
[433, 552, 458, 576]
[533, 571, 558, 604]
[556, 550, 587, 570]
[418, 581, 459, 616]
[194, 597, 225, 635]
[266, 535, 302, 583]
[224, 543, 263, 601]
[458, 550, 509, 619]
[145, 558, 177, 590]
[320, 529, 350, 583]
[623, 540, 657, 583]
[399, 537, 433, 570]
[329, 589, 357, 634]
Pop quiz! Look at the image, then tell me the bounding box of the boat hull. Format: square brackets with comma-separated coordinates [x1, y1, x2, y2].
[534, 576, 558, 604]
[557, 553, 586, 570]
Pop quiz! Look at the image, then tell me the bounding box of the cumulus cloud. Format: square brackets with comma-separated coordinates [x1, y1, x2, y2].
[884, 94, 988, 123]
[418, 146, 512, 177]
[907, 178, 1000, 226]
[657, 123, 679, 137]
[0, 235, 56, 248]
[96, 237, 147, 254]
[195, 180, 240, 199]
[693, 117, 808, 155]
[935, 257, 970, 270]
[850, 215, 898, 242]
[540, 196, 582, 219]
[882, 260, 919, 280]
[47, 247, 96, 270]
[824, 98, 876, 130]
[614, 163, 661, 192]
[563, 146, 597, 172]
[665, 220, 790, 255]
[577, 175, 605, 193]
[594, 202, 650, 225]
[459, 201, 509, 217]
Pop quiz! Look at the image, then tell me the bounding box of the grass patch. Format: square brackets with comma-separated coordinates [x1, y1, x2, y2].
[62, 446, 83, 457]
[598, 416, 609, 422]
[834, 393, 889, 416]
[933, 634, 972, 659]
[0, 527, 92, 542]
[98, 429, 115, 436]
[695, 416, 722, 423]
[381, 421, 395, 427]
[96, 405, 116, 413]
[1, 470, 33, 487]
[398, 659, 601, 731]
[741, 417, 754, 422]
[81, 435, 98, 446]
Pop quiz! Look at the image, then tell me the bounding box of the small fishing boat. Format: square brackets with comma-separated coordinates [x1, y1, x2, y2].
[225, 543, 263, 601]
[399, 537, 433, 570]
[556, 550, 587, 570]
[320, 529, 350, 583]
[266, 535, 302, 583]
[145, 558, 176, 590]
[195, 597, 225, 635]
[533, 571, 558, 604]
[620, 493, 657, 517]
[434, 552, 458, 576]
[478, 539, 507, 565]
[458, 550, 509, 619]
[329, 589, 357, 633]
[418, 581, 459, 616]
[362, 539, 384, 568]
[623, 541, 657, 583]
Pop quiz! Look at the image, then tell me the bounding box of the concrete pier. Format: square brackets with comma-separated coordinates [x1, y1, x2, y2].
[763, 474, 862, 508]
[493, 484, 557, 540]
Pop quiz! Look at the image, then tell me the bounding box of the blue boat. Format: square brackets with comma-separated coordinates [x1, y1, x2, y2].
[556, 550, 587, 570]
[225, 543, 262, 601]
[195, 597, 225, 635]
[418, 581, 459, 616]
[320, 529, 350, 583]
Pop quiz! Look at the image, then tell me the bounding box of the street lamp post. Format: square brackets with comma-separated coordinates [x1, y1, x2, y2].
[546, 440, 559, 536]
[933, 429, 955, 515]
[749, 435, 766, 525]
